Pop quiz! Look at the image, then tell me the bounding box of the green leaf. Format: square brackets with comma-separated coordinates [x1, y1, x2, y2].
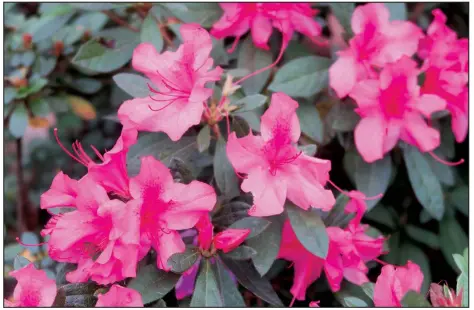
[67, 78, 103, 95]
[113, 73, 151, 97]
[16, 78, 48, 99]
[223, 245, 257, 261]
[5, 243, 23, 262]
[64, 295, 97, 307]
[365, 205, 398, 229]
[322, 194, 352, 227]
[30, 13, 74, 43]
[167, 246, 200, 273]
[212, 201, 251, 228]
[127, 264, 180, 304]
[425, 151, 455, 187]
[237, 36, 272, 95]
[268, 55, 331, 98]
[213, 259, 246, 306]
[8, 104, 28, 138]
[20, 231, 41, 254]
[286, 202, 328, 259]
[402, 144, 444, 220]
[297, 99, 323, 143]
[5, 88, 17, 105]
[401, 291, 432, 307]
[150, 299, 167, 307]
[454, 248, 468, 307]
[453, 250, 468, 274]
[161, 3, 222, 28]
[450, 185, 468, 216]
[72, 28, 139, 73]
[214, 138, 240, 199]
[141, 13, 164, 53]
[233, 94, 267, 113]
[220, 257, 283, 306]
[405, 225, 439, 249]
[69, 3, 128, 10]
[191, 259, 224, 307]
[385, 3, 407, 21]
[73, 12, 109, 34]
[329, 3, 355, 38]
[330, 100, 360, 132]
[439, 218, 468, 271]
[353, 152, 392, 210]
[335, 282, 373, 307]
[399, 243, 431, 294]
[14, 255, 31, 270]
[246, 215, 283, 277]
[60, 283, 99, 296]
[211, 38, 230, 66]
[32, 56, 56, 77]
[197, 126, 211, 153]
[298, 144, 317, 156]
[229, 217, 271, 239]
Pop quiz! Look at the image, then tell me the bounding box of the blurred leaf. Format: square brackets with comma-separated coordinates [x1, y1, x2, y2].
[322, 194, 351, 228]
[405, 225, 439, 249]
[191, 259, 224, 307]
[229, 217, 270, 239]
[402, 144, 444, 220]
[269, 55, 331, 98]
[329, 3, 355, 38]
[150, 299, 167, 307]
[220, 257, 284, 306]
[32, 56, 56, 77]
[5, 244, 22, 262]
[167, 246, 200, 274]
[141, 13, 164, 52]
[335, 282, 373, 307]
[330, 100, 360, 132]
[286, 202, 328, 259]
[425, 151, 455, 187]
[238, 36, 272, 95]
[128, 264, 180, 304]
[222, 245, 257, 261]
[68, 78, 103, 95]
[401, 291, 431, 307]
[13, 255, 31, 270]
[21, 232, 41, 254]
[449, 185, 468, 216]
[211, 38, 230, 66]
[113, 73, 151, 97]
[233, 94, 267, 113]
[246, 215, 283, 277]
[385, 3, 407, 21]
[161, 3, 222, 28]
[213, 259, 246, 306]
[297, 99, 323, 143]
[67, 95, 97, 120]
[8, 104, 28, 138]
[197, 126, 211, 153]
[39, 3, 75, 16]
[214, 138, 240, 199]
[30, 13, 74, 43]
[399, 243, 431, 294]
[70, 3, 129, 10]
[16, 78, 48, 99]
[73, 12, 109, 34]
[5, 88, 17, 105]
[365, 205, 397, 229]
[298, 144, 317, 156]
[439, 217, 468, 271]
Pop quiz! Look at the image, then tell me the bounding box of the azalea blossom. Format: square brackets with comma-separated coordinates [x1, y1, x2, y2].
[4, 264, 57, 307]
[95, 285, 144, 307]
[329, 3, 423, 98]
[429, 283, 463, 307]
[418, 9, 469, 143]
[118, 23, 223, 141]
[226, 92, 335, 216]
[211, 3, 321, 51]
[349, 56, 446, 163]
[373, 261, 424, 307]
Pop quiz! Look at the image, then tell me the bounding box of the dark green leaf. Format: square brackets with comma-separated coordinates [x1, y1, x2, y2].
[211, 38, 230, 66]
[213, 259, 246, 306]
[197, 126, 211, 153]
[64, 295, 97, 307]
[401, 291, 432, 307]
[329, 3, 355, 38]
[167, 246, 200, 273]
[220, 257, 283, 306]
[385, 3, 407, 21]
[113, 73, 150, 98]
[73, 12, 109, 34]
[229, 217, 270, 239]
[365, 205, 398, 229]
[60, 283, 99, 296]
[70, 3, 128, 10]
[450, 185, 468, 216]
[141, 13, 164, 52]
[286, 202, 328, 259]
[55, 263, 78, 286]
[246, 215, 283, 276]
[13, 255, 31, 270]
[402, 144, 444, 220]
[191, 259, 224, 307]
[297, 99, 323, 143]
[330, 100, 360, 132]
[161, 3, 222, 28]
[128, 264, 180, 304]
[32, 56, 56, 77]
[8, 104, 28, 138]
[439, 217, 468, 271]
[233, 94, 267, 113]
[212, 201, 251, 228]
[169, 157, 194, 184]
[214, 138, 240, 199]
[68, 78, 103, 95]
[31, 14, 74, 43]
[425, 151, 455, 187]
[268, 55, 331, 98]
[322, 194, 352, 228]
[237, 37, 272, 95]
[335, 282, 373, 307]
[222, 245, 257, 261]
[150, 299, 167, 307]
[405, 225, 439, 249]
[399, 243, 431, 294]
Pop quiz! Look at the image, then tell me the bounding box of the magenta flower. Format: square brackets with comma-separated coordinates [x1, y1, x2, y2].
[95, 285, 144, 307]
[118, 24, 223, 141]
[419, 9, 469, 143]
[348, 56, 446, 163]
[226, 92, 335, 217]
[42, 177, 141, 285]
[40, 171, 79, 210]
[213, 228, 250, 253]
[329, 3, 423, 98]
[373, 261, 424, 307]
[5, 264, 57, 307]
[211, 3, 321, 51]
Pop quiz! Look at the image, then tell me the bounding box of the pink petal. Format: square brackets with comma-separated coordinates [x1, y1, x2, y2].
[291, 10, 322, 38]
[180, 24, 213, 70]
[155, 230, 186, 271]
[214, 228, 250, 253]
[40, 172, 78, 209]
[414, 94, 446, 118]
[10, 264, 57, 307]
[260, 92, 300, 143]
[351, 3, 390, 35]
[226, 132, 266, 174]
[129, 156, 174, 200]
[74, 177, 109, 213]
[354, 116, 385, 163]
[373, 264, 399, 306]
[329, 52, 360, 99]
[343, 267, 369, 285]
[349, 79, 380, 110]
[96, 285, 144, 307]
[401, 112, 440, 152]
[393, 261, 424, 301]
[251, 14, 272, 50]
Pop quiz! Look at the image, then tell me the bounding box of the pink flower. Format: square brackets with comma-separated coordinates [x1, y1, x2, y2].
[95, 285, 144, 307]
[429, 283, 463, 307]
[213, 228, 250, 253]
[130, 156, 216, 270]
[211, 3, 321, 51]
[344, 190, 368, 226]
[309, 300, 320, 307]
[419, 9, 468, 143]
[5, 264, 57, 307]
[226, 92, 335, 217]
[373, 261, 424, 307]
[40, 171, 79, 210]
[349, 56, 446, 163]
[42, 177, 141, 285]
[118, 24, 223, 141]
[329, 3, 423, 98]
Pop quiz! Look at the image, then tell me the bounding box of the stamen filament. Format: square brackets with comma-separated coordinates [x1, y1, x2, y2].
[16, 237, 48, 247]
[429, 151, 464, 166]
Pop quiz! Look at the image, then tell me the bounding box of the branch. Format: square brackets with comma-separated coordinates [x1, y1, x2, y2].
[15, 139, 26, 233]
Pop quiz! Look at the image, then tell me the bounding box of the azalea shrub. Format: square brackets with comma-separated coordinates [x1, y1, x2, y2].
[4, 2, 469, 308]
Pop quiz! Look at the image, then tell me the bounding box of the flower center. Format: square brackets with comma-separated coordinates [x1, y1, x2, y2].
[380, 76, 409, 118]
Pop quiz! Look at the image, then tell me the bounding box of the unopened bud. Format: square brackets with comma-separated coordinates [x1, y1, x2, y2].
[53, 41, 64, 57]
[22, 33, 32, 49]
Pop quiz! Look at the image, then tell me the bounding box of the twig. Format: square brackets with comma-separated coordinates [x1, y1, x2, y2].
[102, 10, 139, 32]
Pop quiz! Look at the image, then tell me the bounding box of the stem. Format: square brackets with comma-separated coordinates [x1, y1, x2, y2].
[102, 10, 139, 32]
[15, 139, 26, 233]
